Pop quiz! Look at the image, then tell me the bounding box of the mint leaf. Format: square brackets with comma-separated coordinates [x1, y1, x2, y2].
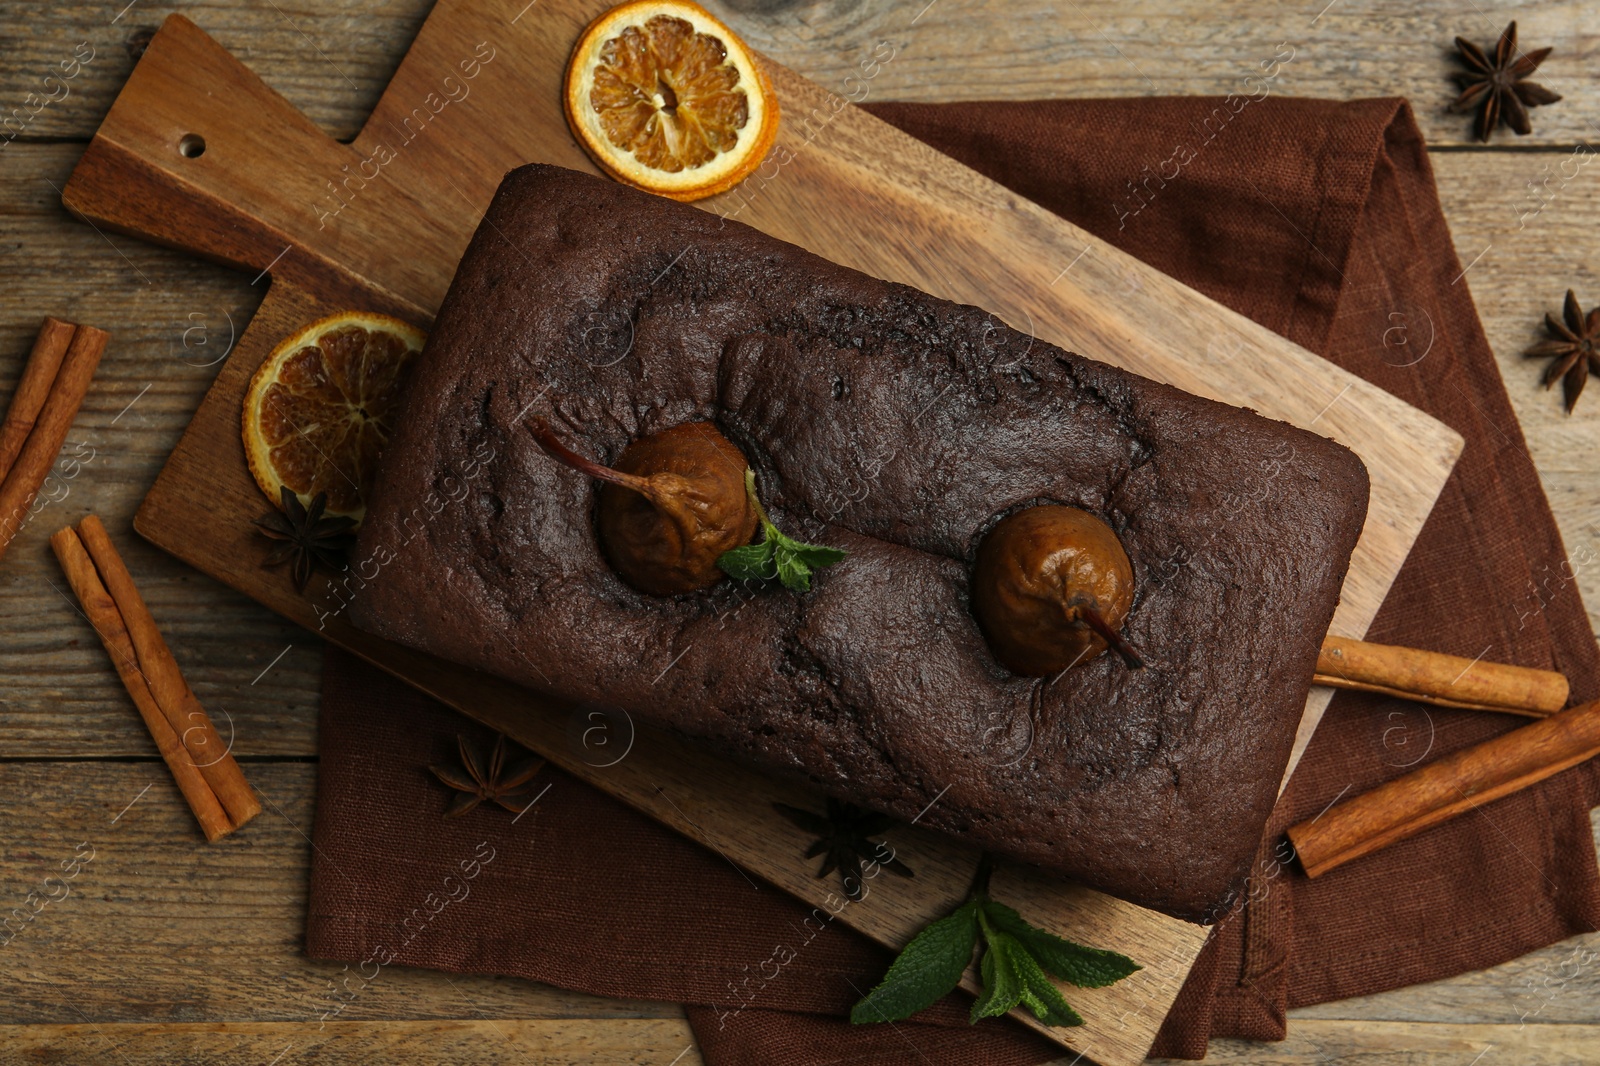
[850, 900, 979, 1024]
[716, 470, 846, 593]
[770, 531, 843, 591]
[788, 541, 848, 569]
[775, 550, 811, 592]
[852, 854, 1136, 1032]
[1018, 985, 1084, 1029]
[969, 935, 1023, 1022]
[983, 902, 1141, 988]
[978, 909, 1086, 1029]
[1000, 933, 1085, 1028]
[716, 540, 775, 583]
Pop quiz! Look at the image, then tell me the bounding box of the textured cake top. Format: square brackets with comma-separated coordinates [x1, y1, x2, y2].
[350, 164, 1370, 921]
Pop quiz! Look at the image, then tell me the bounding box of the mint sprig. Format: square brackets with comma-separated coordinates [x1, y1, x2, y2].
[716, 469, 846, 592]
[849, 900, 979, 1024]
[850, 854, 1139, 1029]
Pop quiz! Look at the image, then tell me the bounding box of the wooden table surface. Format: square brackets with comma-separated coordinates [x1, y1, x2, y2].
[2, 1, 1597, 1062]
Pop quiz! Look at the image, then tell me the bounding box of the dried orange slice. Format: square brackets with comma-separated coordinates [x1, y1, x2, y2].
[564, 0, 779, 202]
[242, 311, 425, 524]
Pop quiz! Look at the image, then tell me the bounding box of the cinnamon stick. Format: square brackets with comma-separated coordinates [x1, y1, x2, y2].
[0, 321, 107, 560]
[50, 527, 234, 842]
[0, 317, 77, 479]
[73, 515, 261, 830]
[1287, 698, 1600, 878]
[1314, 635, 1568, 717]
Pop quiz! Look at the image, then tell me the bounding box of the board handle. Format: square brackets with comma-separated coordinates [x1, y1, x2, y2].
[63, 16, 328, 275]
[61, 13, 431, 315]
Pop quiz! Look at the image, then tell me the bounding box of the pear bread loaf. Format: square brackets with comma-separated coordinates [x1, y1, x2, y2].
[349, 163, 1370, 922]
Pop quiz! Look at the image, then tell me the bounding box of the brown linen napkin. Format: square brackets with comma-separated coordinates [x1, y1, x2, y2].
[305, 96, 1600, 1062]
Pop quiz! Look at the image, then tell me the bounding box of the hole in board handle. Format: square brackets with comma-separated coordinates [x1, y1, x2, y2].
[178, 133, 206, 159]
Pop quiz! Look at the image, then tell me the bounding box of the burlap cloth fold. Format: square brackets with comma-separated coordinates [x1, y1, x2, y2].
[305, 97, 1600, 1062]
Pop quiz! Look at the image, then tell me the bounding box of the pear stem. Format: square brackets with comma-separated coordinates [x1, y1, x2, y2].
[527, 421, 660, 502]
[1081, 606, 1145, 670]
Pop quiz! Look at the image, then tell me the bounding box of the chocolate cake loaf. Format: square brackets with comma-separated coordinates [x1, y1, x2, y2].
[349, 163, 1369, 922]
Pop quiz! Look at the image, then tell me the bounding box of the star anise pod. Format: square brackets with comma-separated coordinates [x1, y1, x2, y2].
[774, 797, 913, 901]
[253, 487, 356, 591]
[1449, 21, 1561, 142]
[1526, 290, 1599, 413]
[429, 733, 545, 818]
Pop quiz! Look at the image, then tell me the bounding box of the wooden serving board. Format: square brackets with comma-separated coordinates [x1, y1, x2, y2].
[61, 3, 1461, 1061]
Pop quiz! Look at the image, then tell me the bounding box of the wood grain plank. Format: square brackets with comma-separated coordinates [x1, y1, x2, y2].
[3, 1017, 1596, 1065]
[0, 1019, 704, 1064]
[1154, 1019, 1600, 1064]
[2, 0, 1595, 148]
[0, 3, 1596, 1062]
[2, 763, 1596, 1045]
[0, 1, 429, 143]
[718, 0, 1600, 151]
[0, 144, 321, 756]
[1431, 149, 1600, 637]
[0, 762, 686, 1026]
[0, 37, 1580, 1056]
